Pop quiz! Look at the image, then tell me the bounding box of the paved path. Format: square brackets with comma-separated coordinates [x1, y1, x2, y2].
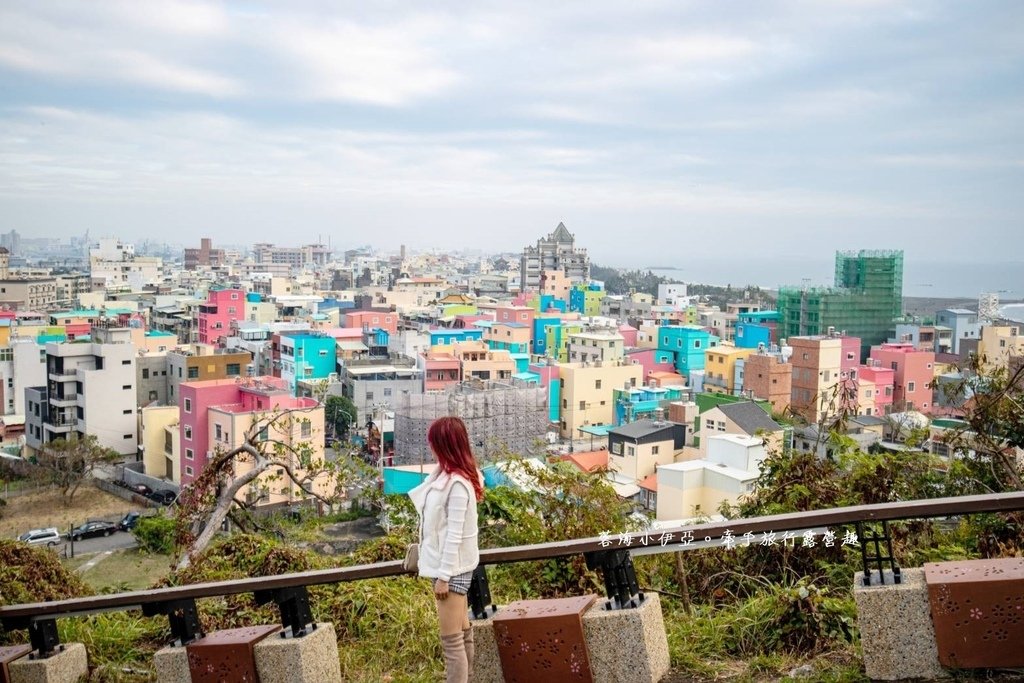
[76, 550, 114, 574]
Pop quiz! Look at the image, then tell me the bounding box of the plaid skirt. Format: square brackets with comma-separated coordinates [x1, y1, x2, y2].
[447, 570, 474, 595]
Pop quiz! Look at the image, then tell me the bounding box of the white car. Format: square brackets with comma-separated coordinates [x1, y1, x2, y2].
[17, 527, 64, 547]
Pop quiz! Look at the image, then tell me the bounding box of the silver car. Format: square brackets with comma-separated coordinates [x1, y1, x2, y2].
[17, 527, 63, 547]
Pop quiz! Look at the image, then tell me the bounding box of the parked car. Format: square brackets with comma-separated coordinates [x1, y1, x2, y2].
[117, 511, 142, 531]
[17, 527, 63, 547]
[69, 520, 118, 541]
[130, 484, 153, 497]
[147, 489, 178, 506]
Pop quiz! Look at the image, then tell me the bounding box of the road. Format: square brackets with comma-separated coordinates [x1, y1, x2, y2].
[60, 530, 138, 558]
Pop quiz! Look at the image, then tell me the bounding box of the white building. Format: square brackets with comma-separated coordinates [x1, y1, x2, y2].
[654, 434, 766, 521]
[90, 238, 163, 291]
[24, 328, 138, 457]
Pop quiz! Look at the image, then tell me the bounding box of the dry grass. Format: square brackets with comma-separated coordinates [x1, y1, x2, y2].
[0, 483, 136, 537]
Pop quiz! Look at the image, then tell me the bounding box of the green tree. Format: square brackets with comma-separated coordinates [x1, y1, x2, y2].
[325, 395, 358, 441]
[32, 434, 120, 506]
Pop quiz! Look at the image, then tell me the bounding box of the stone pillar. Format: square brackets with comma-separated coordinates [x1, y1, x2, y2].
[8, 643, 88, 683]
[853, 568, 948, 680]
[154, 623, 342, 683]
[253, 623, 342, 683]
[470, 593, 670, 683]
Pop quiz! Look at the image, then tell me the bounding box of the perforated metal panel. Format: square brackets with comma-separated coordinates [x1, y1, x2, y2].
[0, 644, 31, 683]
[925, 558, 1024, 668]
[186, 624, 281, 682]
[492, 595, 597, 682]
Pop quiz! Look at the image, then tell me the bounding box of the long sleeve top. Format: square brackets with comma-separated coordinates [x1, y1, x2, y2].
[408, 470, 480, 581]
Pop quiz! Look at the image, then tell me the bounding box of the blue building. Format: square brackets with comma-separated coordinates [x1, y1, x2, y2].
[537, 294, 567, 313]
[532, 317, 562, 356]
[430, 328, 484, 347]
[657, 325, 719, 377]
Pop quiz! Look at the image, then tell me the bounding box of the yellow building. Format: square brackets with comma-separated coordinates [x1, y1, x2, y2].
[452, 341, 516, 382]
[978, 324, 1024, 369]
[207, 400, 332, 507]
[558, 362, 643, 438]
[703, 345, 754, 395]
[140, 405, 180, 481]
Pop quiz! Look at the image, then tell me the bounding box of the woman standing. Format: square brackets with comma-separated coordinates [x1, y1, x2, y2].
[409, 416, 483, 683]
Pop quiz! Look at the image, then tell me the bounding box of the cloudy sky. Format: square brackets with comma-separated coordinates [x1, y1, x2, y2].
[1, 0, 1022, 271]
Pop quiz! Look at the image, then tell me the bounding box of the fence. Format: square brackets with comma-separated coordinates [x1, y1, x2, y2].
[2, 490, 1023, 659]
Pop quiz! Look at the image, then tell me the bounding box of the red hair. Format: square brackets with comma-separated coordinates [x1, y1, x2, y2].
[427, 416, 483, 501]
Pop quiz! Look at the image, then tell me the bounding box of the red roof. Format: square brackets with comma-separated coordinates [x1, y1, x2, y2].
[559, 449, 609, 473]
[638, 474, 658, 492]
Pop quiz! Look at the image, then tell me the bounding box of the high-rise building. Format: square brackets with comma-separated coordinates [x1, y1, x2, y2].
[520, 222, 590, 291]
[777, 250, 903, 359]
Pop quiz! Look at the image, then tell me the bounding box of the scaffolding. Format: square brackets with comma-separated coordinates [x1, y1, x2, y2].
[393, 380, 551, 465]
[777, 250, 903, 357]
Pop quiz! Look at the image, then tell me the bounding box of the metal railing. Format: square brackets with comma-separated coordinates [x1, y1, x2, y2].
[2, 491, 1023, 657]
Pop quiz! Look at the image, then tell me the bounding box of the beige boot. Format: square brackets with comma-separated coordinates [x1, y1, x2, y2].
[462, 627, 475, 680]
[441, 632, 469, 683]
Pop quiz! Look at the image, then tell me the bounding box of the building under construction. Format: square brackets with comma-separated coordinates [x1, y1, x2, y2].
[394, 380, 551, 465]
[777, 249, 903, 358]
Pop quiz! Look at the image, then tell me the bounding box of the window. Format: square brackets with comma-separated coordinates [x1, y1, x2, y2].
[579, 400, 586, 411]
[366, 391, 374, 401]
[716, 421, 726, 431]
[215, 424, 222, 440]
[694, 340, 701, 349]
[704, 419, 714, 430]
[384, 388, 392, 397]
[907, 381, 915, 393]
[802, 352, 809, 361]
[184, 426, 193, 440]
[187, 367, 199, 379]
[122, 359, 131, 365]
[885, 387, 893, 397]
[185, 466, 194, 476]
[123, 409, 132, 415]
[677, 339, 682, 348]
[626, 445, 635, 456]
[142, 368, 149, 379]
[164, 431, 173, 453]
[226, 363, 240, 376]
[122, 384, 132, 390]
[595, 379, 602, 390]
[651, 445, 660, 455]
[301, 421, 311, 438]
[184, 398, 192, 413]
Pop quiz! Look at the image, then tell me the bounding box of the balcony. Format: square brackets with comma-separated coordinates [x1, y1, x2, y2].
[48, 370, 77, 383]
[704, 375, 729, 389]
[50, 394, 78, 408]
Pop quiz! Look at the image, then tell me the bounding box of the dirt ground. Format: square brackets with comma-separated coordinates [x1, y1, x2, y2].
[0, 483, 136, 537]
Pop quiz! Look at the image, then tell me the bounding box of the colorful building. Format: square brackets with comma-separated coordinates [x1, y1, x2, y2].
[420, 351, 461, 393]
[567, 329, 625, 364]
[656, 325, 719, 378]
[557, 362, 644, 438]
[197, 288, 246, 347]
[703, 345, 754, 395]
[429, 328, 484, 347]
[343, 310, 398, 335]
[867, 342, 935, 412]
[280, 332, 338, 390]
[613, 384, 688, 425]
[486, 322, 531, 354]
[855, 364, 895, 416]
[569, 283, 605, 317]
[742, 352, 793, 414]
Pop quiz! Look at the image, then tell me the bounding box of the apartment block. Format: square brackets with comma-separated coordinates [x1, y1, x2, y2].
[557, 361, 644, 438]
[868, 342, 935, 412]
[197, 288, 246, 346]
[742, 352, 793, 413]
[25, 328, 138, 457]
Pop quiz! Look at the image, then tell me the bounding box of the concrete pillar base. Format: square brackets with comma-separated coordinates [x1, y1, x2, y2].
[470, 592, 670, 683]
[254, 623, 342, 683]
[152, 644, 190, 683]
[9, 643, 88, 683]
[853, 568, 949, 680]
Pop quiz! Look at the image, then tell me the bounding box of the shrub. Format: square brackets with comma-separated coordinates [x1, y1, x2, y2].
[133, 515, 176, 555]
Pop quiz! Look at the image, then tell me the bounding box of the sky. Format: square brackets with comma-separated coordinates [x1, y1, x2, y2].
[1, 0, 1022, 274]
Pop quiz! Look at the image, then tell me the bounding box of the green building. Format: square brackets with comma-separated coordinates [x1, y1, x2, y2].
[777, 250, 903, 358]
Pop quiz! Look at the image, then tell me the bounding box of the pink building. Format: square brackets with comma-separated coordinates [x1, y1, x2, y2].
[868, 343, 935, 412]
[840, 336, 861, 375]
[178, 376, 316, 485]
[495, 306, 535, 327]
[197, 288, 245, 347]
[343, 310, 398, 335]
[856, 364, 895, 416]
[618, 324, 639, 348]
[421, 351, 461, 393]
[624, 348, 677, 380]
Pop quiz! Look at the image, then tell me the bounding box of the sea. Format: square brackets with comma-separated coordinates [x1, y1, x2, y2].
[1001, 304, 1024, 323]
[631, 258, 1023, 300]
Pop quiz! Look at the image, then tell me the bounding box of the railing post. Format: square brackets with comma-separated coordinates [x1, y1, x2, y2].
[142, 598, 204, 646]
[585, 548, 644, 610]
[28, 619, 61, 659]
[254, 586, 316, 638]
[857, 521, 902, 586]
